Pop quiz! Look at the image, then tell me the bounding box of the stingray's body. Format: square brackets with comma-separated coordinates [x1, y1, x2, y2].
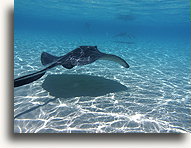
[14, 46, 129, 87]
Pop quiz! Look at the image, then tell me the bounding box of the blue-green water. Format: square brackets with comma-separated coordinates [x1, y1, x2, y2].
[14, 0, 190, 133]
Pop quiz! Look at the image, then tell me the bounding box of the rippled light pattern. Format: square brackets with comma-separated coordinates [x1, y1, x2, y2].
[14, 0, 190, 133]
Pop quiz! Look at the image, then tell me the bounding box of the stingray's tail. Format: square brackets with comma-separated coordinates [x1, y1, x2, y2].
[14, 70, 46, 87]
[14, 53, 60, 88]
[99, 53, 129, 68]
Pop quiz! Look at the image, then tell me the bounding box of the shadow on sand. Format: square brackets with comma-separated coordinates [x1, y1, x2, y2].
[14, 74, 127, 119]
[42, 74, 128, 98]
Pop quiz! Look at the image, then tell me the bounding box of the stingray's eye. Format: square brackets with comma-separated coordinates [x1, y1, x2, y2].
[95, 46, 97, 49]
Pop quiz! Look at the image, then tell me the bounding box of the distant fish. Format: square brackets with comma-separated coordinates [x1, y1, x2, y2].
[113, 41, 135, 44]
[116, 14, 135, 21]
[84, 22, 92, 31]
[14, 46, 130, 87]
[113, 32, 128, 37]
[112, 32, 135, 39]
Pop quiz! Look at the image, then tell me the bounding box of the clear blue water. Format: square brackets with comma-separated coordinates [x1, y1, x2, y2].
[14, 0, 190, 133]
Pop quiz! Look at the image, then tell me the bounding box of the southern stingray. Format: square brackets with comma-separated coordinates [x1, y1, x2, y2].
[14, 46, 129, 87]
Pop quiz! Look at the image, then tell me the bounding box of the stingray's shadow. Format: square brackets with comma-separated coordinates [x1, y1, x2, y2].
[42, 74, 128, 98]
[15, 74, 128, 119]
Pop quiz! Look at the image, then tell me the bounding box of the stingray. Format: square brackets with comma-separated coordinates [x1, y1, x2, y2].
[116, 14, 135, 21]
[14, 46, 129, 87]
[113, 41, 135, 44]
[112, 32, 135, 39]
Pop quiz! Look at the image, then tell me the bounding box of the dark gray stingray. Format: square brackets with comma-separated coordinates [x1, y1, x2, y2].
[116, 14, 135, 21]
[112, 32, 135, 39]
[113, 41, 135, 44]
[14, 46, 129, 87]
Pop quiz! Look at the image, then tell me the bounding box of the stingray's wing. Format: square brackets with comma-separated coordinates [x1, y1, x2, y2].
[99, 53, 129, 68]
[41, 52, 75, 69]
[41, 52, 60, 66]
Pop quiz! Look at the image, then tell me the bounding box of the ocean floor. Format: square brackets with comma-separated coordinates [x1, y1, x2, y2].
[14, 33, 191, 133]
